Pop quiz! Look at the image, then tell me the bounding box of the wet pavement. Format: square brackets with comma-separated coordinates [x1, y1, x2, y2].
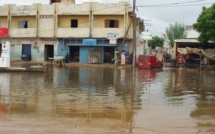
[0, 66, 215, 134]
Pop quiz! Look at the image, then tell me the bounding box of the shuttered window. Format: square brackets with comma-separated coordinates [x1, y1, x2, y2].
[105, 20, 119, 28]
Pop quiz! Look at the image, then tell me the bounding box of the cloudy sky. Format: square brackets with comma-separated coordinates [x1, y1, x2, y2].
[0, 0, 214, 36]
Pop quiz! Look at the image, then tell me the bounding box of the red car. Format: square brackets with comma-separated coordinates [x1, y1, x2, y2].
[137, 55, 162, 69]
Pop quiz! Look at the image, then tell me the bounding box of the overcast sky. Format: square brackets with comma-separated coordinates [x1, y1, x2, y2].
[0, 0, 214, 36]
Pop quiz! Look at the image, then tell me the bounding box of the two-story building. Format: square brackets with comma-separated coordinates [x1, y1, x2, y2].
[0, 0, 144, 64]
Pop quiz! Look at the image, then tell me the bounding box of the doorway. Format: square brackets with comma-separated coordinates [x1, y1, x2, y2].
[21, 44, 31, 61]
[70, 46, 80, 62]
[104, 47, 114, 63]
[44, 45, 54, 61]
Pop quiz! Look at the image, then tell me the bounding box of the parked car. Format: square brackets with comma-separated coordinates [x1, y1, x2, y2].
[137, 55, 162, 69]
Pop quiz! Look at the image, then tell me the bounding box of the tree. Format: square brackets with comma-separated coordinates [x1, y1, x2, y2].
[148, 36, 164, 49]
[165, 23, 186, 48]
[193, 4, 215, 44]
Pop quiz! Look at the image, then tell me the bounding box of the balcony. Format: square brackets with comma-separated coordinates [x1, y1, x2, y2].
[9, 28, 37, 37]
[56, 28, 90, 38]
[92, 28, 133, 39]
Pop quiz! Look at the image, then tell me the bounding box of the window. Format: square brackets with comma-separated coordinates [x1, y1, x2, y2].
[105, 20, 119, 28]
[71, 20, 78, 28]
[144, 57, 148, 63]
[18, 21, 29, 28]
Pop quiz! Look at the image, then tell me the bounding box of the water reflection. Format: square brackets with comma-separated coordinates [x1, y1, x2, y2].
[0, 67, 215, 133]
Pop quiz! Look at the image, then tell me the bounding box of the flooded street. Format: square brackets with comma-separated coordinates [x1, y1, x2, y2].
[0, 66, 215, 134]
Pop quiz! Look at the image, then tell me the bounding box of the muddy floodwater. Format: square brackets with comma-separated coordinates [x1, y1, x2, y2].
[0, 66, 215, 134]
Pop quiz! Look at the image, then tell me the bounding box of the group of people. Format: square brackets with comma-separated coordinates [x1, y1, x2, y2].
[114, 50, 127, 66]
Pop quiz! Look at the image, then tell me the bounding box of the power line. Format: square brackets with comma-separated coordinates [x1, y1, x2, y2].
[137, 0, 205, 7]
[137, 2, 214, 8]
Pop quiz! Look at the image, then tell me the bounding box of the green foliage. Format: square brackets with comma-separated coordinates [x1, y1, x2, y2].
[148, 36, 164, 49]
[193, 4, 215, 44]
[165, 23, 187, 48]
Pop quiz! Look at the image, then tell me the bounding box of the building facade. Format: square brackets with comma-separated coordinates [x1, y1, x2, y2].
[0, 0, 144, 63]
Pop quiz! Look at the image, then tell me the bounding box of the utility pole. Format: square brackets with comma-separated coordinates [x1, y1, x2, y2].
[132, 0, 136, 67]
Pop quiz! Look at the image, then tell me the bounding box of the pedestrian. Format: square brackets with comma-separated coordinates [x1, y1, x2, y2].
[114, 49, 118, 66]
[121, 51, 126, 65]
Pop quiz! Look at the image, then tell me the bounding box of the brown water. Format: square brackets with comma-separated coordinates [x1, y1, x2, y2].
[0, 66, 215, 134]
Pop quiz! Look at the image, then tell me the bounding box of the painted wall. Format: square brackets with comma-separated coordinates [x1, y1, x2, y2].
[57, 39, 69, 57]
[0, 17, 8, 27]
[58, 15, 89, 28]
[1, 39, 57, 62]
[80, 47, 90, 63]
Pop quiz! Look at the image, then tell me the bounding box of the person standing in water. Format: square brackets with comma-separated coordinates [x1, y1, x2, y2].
[121, 50, 126, 65]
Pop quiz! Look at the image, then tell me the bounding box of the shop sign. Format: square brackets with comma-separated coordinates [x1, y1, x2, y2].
[109, 39, 117, 44]
[107, 33, 118, 39]
[83, 39, 97, 46]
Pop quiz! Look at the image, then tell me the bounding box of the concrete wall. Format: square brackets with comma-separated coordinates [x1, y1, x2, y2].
[38, 4, 55, 37]
[92, 2, 128, 15]
[0, 5, 9, 16]
[10, 5, 37, 16]
[57, 3, 90, 15]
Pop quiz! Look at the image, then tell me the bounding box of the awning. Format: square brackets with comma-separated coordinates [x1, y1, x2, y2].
[177, 47, 215, 60]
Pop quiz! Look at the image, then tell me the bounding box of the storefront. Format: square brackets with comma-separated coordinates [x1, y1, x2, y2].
[57, 38, 123, 64]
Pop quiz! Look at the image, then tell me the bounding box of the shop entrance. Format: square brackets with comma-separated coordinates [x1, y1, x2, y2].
[70, 46, 80, 62]
[104, 47, 114, 63]
[44, 45, 54, 61]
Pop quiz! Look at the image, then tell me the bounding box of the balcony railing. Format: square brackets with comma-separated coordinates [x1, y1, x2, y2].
[92, 28, 133, 38]
[56, 28, 90, 38]
[9, 28, 37, 37]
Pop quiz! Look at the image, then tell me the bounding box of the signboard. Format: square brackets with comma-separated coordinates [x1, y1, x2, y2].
[107, 33, 118, 39]
[83, 39, 97, 46]
[141, 32, 152, 40]
[109, 39, 117, 44]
